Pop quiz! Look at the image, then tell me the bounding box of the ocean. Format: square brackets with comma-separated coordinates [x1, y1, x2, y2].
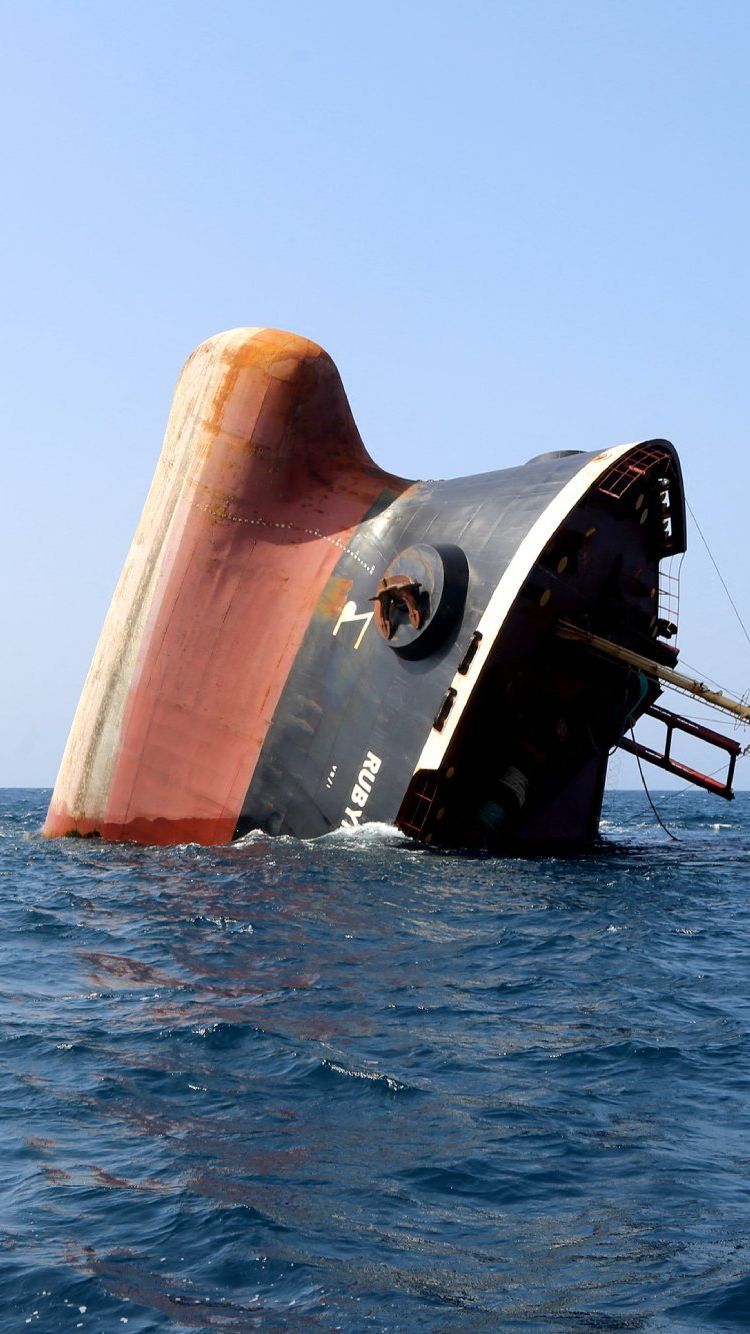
[2, 788, 750, 1331]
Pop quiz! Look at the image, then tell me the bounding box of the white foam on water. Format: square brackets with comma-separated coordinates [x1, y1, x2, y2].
[317, 820, 411, 851]
[322, 1058, 408, 1092]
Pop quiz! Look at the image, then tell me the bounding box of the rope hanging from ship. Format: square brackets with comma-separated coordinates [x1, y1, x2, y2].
[686, 500, 750, 654]
[631, 728, 679, 841]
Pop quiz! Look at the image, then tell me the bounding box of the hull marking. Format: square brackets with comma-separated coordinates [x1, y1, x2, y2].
[341, 752, 382, 826]
[333, 600, 374, 650]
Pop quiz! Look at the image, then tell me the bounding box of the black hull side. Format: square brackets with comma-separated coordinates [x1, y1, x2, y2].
[236, 440, 685, 849]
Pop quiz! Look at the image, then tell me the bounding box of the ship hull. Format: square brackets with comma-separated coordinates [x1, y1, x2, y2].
[44, 329, 686, 851]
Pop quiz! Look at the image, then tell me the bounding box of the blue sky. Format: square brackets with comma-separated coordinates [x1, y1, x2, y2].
[2, 0, 749, 788]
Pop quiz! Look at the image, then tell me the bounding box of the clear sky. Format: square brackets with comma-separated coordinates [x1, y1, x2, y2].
[2, 0, 749, 790]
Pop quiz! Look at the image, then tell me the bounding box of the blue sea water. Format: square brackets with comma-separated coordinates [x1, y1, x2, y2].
[3, 790, 750, 1331]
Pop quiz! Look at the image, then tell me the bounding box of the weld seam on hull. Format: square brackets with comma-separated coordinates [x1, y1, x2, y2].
[189, 499, 377, 572]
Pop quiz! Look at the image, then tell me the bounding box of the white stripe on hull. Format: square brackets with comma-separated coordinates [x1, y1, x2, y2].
[413, 442, 639, 774]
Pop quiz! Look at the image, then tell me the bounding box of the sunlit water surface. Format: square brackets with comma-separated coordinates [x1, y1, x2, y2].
[3, 789, 750, 1331]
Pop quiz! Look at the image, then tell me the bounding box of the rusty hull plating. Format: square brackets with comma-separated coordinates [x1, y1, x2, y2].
[45, 327, 705, 850]
[43, 329, 408, 844]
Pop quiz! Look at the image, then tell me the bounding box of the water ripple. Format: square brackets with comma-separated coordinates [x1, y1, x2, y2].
[2, 788, 750, 1329]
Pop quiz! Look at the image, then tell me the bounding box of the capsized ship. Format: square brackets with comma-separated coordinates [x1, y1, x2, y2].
[43, 328, 748, 850]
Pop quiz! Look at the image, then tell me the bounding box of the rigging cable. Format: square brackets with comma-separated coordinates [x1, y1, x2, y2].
[686, 500, 750, 654]
[631, 729, 679, 841]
